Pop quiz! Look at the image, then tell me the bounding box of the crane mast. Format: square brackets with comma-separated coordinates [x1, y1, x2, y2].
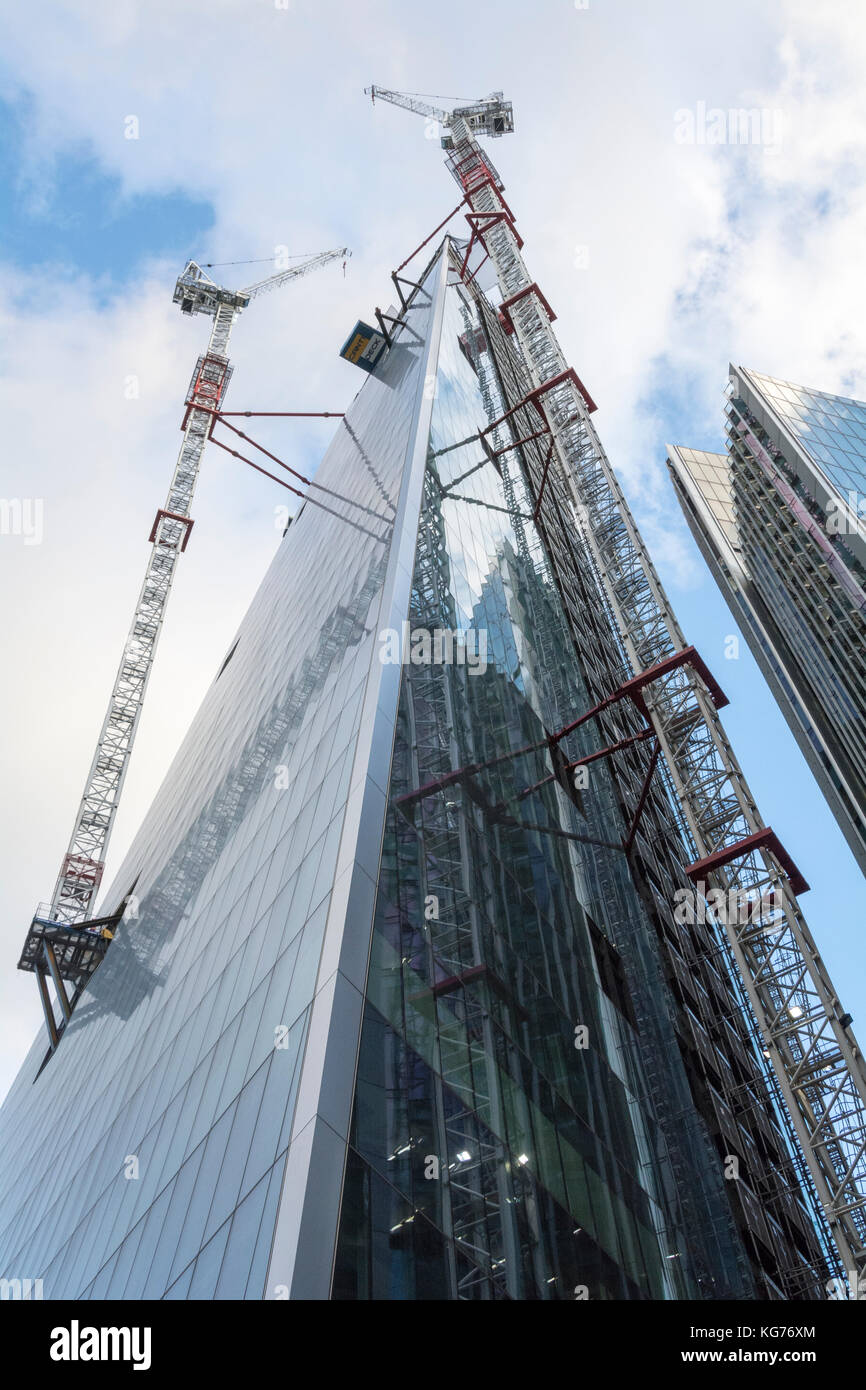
[19, 248, 348, 1041]
[49, 245, 348, 925]
[370, 84, 866, 1287]
[48, 303, 235, 927]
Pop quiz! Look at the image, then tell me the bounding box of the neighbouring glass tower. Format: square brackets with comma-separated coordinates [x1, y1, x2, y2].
[668, 366, 866, 878]
[0, 254, 832, 1301]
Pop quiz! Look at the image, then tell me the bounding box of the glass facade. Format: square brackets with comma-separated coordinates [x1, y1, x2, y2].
[331, 272, 749, 1300]
[744, 370, 866, 500]
[668, 367, 866, 877]
[0, 257, 830, 1302]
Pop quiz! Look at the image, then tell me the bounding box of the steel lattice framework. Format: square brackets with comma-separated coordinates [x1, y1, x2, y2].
[49, 306, 236, 927]
[369, 86, 866, 1286]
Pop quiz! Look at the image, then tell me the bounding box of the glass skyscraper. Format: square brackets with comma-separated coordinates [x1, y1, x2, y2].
[0, 256, 832, 1301]
[668, 366, 866, 877]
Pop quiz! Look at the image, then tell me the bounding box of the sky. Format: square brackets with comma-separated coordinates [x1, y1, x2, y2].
[1, 0, 865, 1108]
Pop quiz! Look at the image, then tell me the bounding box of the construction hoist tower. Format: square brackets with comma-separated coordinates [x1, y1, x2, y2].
[366, 83, 866, 1290]
[18, 247, 349, 1048]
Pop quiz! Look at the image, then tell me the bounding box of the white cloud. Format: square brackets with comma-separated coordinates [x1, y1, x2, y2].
[1, 0, 865, 1100]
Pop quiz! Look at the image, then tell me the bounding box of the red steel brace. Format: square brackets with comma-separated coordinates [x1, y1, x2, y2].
[498, 281, 558, 335]
[513, 727, 656, 806]
[623, 742, 662, 855]
[447, 147, 504, 195]
[459, 208, 524, 282]
[149, 509, 194, 552]
[618, 646, 729, 715]
[481, 368, 597, 443]
[467, 177, 516, 221]
[686, 828, 810, 898]
[180, 354, 231, 428]
[556, 647, 729, 743]
[394, 200, 466, 275]
[429, 964, 530, 1022]
[397, 647, 729, 811]
[190, 354, 229, 403]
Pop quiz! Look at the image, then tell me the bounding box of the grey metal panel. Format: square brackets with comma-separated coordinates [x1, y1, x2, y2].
[265, 246, 451, 1299]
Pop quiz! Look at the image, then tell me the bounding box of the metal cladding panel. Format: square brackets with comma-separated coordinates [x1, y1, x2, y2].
[0, 249, 447, 1300]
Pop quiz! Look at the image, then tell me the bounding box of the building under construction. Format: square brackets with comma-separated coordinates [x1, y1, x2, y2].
[0, 91, 863, 1301]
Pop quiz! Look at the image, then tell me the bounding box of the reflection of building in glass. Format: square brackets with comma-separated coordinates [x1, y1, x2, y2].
[0, 254, 833, 1302]
[668, 367, 866, 877]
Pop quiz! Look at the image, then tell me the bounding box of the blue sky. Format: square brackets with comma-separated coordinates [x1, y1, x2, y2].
[0, 94, 214, 289]
[1, 0, 865, 1106]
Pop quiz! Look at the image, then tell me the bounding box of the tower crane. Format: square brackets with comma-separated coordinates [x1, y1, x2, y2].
[18, 246, 349, 1045]
[368, 84, 866, 1287]
[365, 86, 514, 143]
